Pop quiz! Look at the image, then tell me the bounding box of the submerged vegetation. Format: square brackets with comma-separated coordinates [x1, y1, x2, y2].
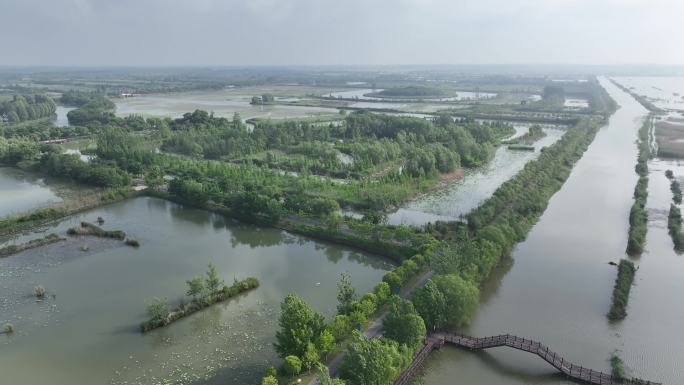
[140, 264, 258, 332]
[0, 233, 64, 258]
[607, 259, 636, 321]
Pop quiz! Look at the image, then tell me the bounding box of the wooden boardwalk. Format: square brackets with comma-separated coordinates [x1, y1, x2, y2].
[394, 333, 661, 385]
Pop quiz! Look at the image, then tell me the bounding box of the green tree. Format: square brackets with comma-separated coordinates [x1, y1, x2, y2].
[316, 328, 336, 360]
[339, 332, 411, 385]
[264, 365, 277, 378]
[302, 342, 320, 373]
[413, 275, 479, 330]
[316, 364, 346, 385]
[329, 314, 352, 341]
[275, 294, 325, 358]
[261, 375, 278, 385]
[411, 279, 447, 331]
[204, 263, 224, 295]
[185, 276, 205, 300]
[337, 271, 357, 314]
[146, 298, 169, 322]
[382, 297, 426, 350]
[283, 355, 302, 377]
[373, 282, 391, 305]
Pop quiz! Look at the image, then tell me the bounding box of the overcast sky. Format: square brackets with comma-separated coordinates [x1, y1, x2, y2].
[0, 0, 682, 66]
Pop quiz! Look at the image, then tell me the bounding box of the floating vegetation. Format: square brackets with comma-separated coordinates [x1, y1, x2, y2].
[67, 221, 126, 240]
[2, 323, 14, 334]
[0, 233, 65, 258]
[35, 285, 46, 298]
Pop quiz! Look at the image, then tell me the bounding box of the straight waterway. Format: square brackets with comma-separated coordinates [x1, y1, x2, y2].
[421, 77, 681, 385]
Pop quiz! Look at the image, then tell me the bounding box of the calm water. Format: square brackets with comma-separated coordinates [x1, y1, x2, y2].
[388, 125, 564, 226]
[421, 78, 680, 384]
[0, 197, 392, 385]
[0, 167, 62, 216]
[613, 76, 684, 111]
[327, 89, 497, 101]
[54, 106, 74, 127]
[115, 90, 339, 120]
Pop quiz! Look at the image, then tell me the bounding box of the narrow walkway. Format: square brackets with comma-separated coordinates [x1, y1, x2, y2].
[394, 333, 661, 385]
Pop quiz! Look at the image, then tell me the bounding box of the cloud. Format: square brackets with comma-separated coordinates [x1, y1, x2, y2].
[0, 0, 681, 66]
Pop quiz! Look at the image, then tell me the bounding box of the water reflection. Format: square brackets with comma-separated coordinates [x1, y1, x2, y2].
[0, 197, 390, 385]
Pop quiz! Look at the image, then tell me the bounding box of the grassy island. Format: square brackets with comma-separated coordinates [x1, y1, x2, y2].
[67, 221, 126, 240]
[607, 259, 636, 321]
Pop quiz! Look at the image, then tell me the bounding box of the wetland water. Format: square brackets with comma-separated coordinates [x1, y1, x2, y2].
[114, 89, 339, 120]
[0, 167, 63, 216]
[388, 124, 564, 226]
[0, 197, 392, 385]
[420, 78, 681, 385]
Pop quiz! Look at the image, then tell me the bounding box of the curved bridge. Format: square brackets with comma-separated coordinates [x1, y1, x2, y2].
[393, 333, 661, 385]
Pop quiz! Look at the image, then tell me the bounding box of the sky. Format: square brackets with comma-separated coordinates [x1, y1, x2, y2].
[0, 0, 682, 66]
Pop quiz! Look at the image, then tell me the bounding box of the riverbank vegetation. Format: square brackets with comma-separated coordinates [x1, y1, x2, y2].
[607, 259, 636, 321]
[626, 117, 653, 255]
[0, 233, 65, 258]
[141, 264, 258, 332]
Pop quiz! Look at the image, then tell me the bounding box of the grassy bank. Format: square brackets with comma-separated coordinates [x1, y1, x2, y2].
[607, 259, 636, 321]
[0, 188, 136, 237]
[0, 233, 65, 258]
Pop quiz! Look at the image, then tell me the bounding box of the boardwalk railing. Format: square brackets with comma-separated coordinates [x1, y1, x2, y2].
[393, 332, 661, 385]
[393, 337, 443, 385]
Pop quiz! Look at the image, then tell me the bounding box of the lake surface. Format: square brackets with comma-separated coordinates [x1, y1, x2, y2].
[613, 76, 684, 111]
[387, 124, 564, 226]
[115, 89, 340, 120]
[420, 78, 679, 385]
[0, 197, 393, 385]
[0, 167, 63, 216]
[327, 89, 497, 101]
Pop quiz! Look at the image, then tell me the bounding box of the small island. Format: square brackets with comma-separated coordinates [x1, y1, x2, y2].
[141, 264, 259, 332]
[367, 86, 449, 99]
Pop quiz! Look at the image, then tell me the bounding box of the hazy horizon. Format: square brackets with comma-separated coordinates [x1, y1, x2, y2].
[1, 0, 683, 67]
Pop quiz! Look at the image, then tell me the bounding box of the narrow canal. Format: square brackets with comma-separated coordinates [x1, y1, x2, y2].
[421, 78, 680, 385]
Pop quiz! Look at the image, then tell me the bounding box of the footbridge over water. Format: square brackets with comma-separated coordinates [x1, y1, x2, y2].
[393, 333, 661, 385]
